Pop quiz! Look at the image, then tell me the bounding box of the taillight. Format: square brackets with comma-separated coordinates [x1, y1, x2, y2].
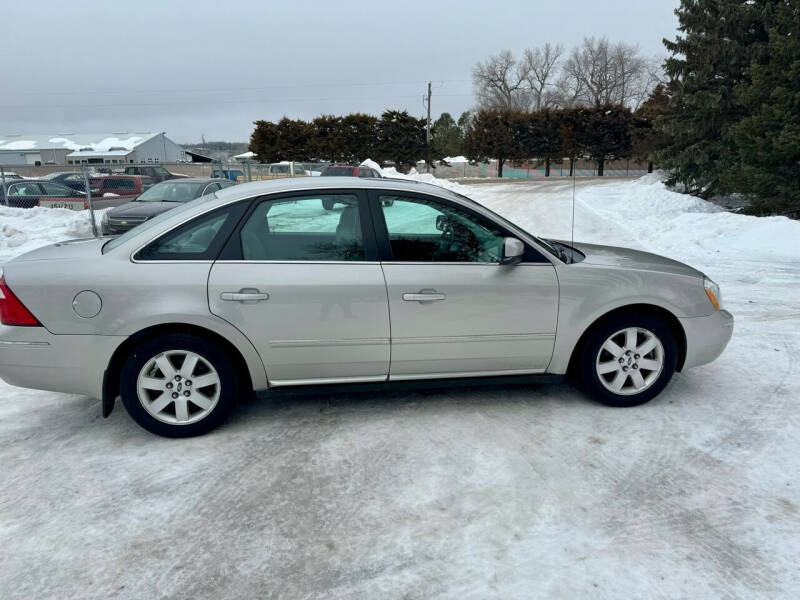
[0, 273, 41, 326]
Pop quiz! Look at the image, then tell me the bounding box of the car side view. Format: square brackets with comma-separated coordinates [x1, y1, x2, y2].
[0, 178, 733, 437]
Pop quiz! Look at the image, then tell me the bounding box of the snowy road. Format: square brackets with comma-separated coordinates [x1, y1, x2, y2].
[1, 177, 799, 599]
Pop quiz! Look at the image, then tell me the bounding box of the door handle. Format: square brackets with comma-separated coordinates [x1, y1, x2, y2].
[402, 291, 446, 302]
[220, 289, 269, 303]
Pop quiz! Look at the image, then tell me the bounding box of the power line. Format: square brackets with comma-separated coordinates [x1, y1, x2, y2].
[0, 93, 472, 110]
[0, 79, 473, 97]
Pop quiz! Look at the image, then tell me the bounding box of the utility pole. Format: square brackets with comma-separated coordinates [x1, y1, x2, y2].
[424, 81, 432, 173]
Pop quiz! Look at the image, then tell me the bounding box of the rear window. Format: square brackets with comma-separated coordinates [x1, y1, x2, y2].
[321, 167, 356, 176]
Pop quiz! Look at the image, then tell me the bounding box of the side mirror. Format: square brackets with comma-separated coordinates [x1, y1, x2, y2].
[500, 237, 524, 265]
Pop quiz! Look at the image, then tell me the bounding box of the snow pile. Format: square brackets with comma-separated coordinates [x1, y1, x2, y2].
[442, 155, 469, 163]
[0, 206, 99, 266]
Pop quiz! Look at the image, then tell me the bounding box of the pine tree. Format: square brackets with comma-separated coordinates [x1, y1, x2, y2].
[658, 0, 771, 196]
[376, 110, 426, 172]
[310, 115, 344, 162]
[340, 113, 378, 164]
[632, 84, 673, 173]
[275, 118, 314, 162]
[580, 106, 632, 176]
[249, 120, 280, 163]
[722, 0, 800, 217]
[431, 112, 464, 159]
[515, 110, 562, 176]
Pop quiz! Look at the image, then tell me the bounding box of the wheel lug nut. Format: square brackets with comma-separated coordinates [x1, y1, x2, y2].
[185, 380, 191, 386]
[171, 392, 179, 399]
[166, 382, 173, 389]
[632, 364, 639, 369]
[622, 366, 629, 372]
[634, 354, 640, 359]
[618, 358, 625, 364]
[184, 390, 190, 397]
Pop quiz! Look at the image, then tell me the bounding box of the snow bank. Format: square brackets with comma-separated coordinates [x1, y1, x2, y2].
[0, 206, 99, 266]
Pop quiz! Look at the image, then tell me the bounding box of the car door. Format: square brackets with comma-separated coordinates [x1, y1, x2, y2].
[6, 182, 44, 208]
[208, 190, 390, 386]
[369, 190, 559, 380]
[38, 182, 85, 210]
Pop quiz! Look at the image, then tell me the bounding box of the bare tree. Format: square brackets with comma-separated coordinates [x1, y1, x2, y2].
[472, 50, 532, 111]
[521, 43, 564, 109]
[560, 37, 654, 108]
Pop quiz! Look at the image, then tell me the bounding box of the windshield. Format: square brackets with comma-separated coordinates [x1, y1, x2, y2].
[136, 181, 202, 203]
[103, 195, 213, 253]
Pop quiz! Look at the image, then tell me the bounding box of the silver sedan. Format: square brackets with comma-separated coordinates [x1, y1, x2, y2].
[0, 178, 733, 437]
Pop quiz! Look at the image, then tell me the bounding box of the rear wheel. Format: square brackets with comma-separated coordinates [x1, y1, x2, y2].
[579, 313, 677, 407]
[120, 334, 239, 437]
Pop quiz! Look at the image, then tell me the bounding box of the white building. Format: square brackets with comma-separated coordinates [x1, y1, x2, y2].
[0, 132, 186, 166]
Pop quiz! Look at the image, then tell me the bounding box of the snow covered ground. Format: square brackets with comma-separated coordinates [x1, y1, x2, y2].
[1, 176, 799, 599]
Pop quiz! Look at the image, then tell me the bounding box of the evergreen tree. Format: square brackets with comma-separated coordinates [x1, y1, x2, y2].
[515, 109, 562, 176]
[310, 115, 344, 162]
[463, 108, 521, 177]
[722, 0, 800, 217]
[658, 0, 771, 196]
[632, 84, 673, 173]
[275, 117, 314, 162]
[580, 105, 633, 176]
[376, 110, 426, 171]
[431, 112, 464, 159]
[340, 113, 378, 163]
[249, 120, 280, 163]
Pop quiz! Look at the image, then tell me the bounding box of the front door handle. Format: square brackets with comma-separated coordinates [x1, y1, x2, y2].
[402, 290, 446, 302]
[220, 288, 269, 303]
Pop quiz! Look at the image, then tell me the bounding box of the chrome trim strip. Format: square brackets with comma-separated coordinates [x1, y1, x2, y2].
[270, 375, 387, 386]
[389, 368, 544, 381]
[0, 340, 50, 348]
[394, 333, 554, 344]
[269, 338, 390, 349]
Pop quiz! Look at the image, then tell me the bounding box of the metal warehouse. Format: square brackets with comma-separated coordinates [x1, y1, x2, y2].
[0, 132, 186, 166]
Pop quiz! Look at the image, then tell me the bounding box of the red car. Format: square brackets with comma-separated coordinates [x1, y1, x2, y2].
[90, 175, 155, 198]
[321, 164, 382, 178]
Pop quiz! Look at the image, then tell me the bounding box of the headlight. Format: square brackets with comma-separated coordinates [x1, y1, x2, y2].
[704, 276, 721, 310]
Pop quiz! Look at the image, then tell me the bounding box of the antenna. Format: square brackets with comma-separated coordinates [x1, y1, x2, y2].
[571, 157, 576, 259]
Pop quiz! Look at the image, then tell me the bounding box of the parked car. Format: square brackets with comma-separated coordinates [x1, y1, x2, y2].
[90, 175, 155, 200]
[1, 171, 24, 181]
[0, 180, 85, 209]
[0, 178, 734, 438]
[122, 165, 189, 183]
[100, 178, 234, 235]
[320, 164, 382, 178]
[40, 171, 95, 194]
[211, 169, 244, 182]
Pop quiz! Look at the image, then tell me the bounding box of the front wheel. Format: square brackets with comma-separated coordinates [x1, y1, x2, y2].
[120, 334, 239, 437]
[579, 313, 677, 407]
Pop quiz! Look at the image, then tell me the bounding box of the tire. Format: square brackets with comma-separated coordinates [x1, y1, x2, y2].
[578, 313, 677, 407]
[120, 333, 239, 437]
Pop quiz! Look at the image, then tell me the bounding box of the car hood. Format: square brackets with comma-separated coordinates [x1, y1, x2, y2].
[568, 241, 703, 278]
[5, 237, 107, 264]
[106, 201, 182, 218]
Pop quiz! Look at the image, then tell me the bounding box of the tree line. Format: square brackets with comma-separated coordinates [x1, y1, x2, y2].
[249, 102, 660, 178]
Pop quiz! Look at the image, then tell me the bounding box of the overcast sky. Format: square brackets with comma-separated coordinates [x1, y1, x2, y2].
[0, 0, 679, 144]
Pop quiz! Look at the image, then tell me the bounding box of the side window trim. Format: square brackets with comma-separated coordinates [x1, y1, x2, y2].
[366, 189, 549, 264]
[218, 189, 378, 262]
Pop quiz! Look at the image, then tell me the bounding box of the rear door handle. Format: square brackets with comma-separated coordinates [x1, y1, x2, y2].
[402, 291, 446, 302]
[220, 289, 269, 303]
